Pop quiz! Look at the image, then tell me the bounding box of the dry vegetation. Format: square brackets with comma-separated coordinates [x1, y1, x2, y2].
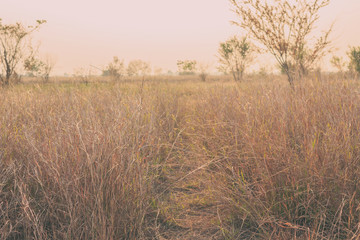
[1, 76, 360, 239]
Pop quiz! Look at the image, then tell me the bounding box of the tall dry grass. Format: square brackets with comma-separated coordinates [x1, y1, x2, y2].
[0, 83, 186, 239]
[184, 79, 360, 239]
[0, 77, 360, 239]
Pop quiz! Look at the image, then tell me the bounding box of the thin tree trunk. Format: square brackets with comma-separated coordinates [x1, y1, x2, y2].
[282, 62, 294, 87]
[232, 71, 237, 82]
[286, 70, 294, 88]
[5, 72, 11, 85]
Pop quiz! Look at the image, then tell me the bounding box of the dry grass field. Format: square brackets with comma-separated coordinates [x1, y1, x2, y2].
[1, 76, 360, 239]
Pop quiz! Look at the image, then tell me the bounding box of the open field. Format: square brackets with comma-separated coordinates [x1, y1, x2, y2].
[1, 76, 360, 239]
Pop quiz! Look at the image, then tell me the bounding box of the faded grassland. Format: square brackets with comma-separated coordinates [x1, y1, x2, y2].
[1, 77, 360, 239]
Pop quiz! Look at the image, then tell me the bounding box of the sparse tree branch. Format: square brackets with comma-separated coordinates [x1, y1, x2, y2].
[230, 0, 331, 85]
[0, 19, 46, 85]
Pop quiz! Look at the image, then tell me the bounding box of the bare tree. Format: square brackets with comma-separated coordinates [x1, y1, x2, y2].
[0, 19, 46, 85]
[230, 0, 332, 85]
[218, 36, 255, 81]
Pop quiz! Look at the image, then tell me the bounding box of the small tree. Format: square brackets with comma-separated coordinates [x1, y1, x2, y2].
[198, 63, 210, 82]
[103, 56, 124, 80]
[0, 19, 46, 85]
[331, 56, 346, 73]
[42, 55, 56, 82]
[230, 0, 332, 85]
[153, 67, 163, 76]
[24, 54, 55, 82]
[218, 36, 255, 81]
[24, 55, 43, 77]
[348, 47, 360, 79]
[330, 55, 346, 78]
[127, 60, 151, 77]
[177, 60, 197, 75]
[73, 67, 93, 84]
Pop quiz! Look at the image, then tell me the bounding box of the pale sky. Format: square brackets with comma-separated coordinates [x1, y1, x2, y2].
[2, 0, 360, 74]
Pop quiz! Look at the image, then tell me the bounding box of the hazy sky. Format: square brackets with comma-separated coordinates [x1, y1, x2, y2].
[2, 0, 360, 74]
